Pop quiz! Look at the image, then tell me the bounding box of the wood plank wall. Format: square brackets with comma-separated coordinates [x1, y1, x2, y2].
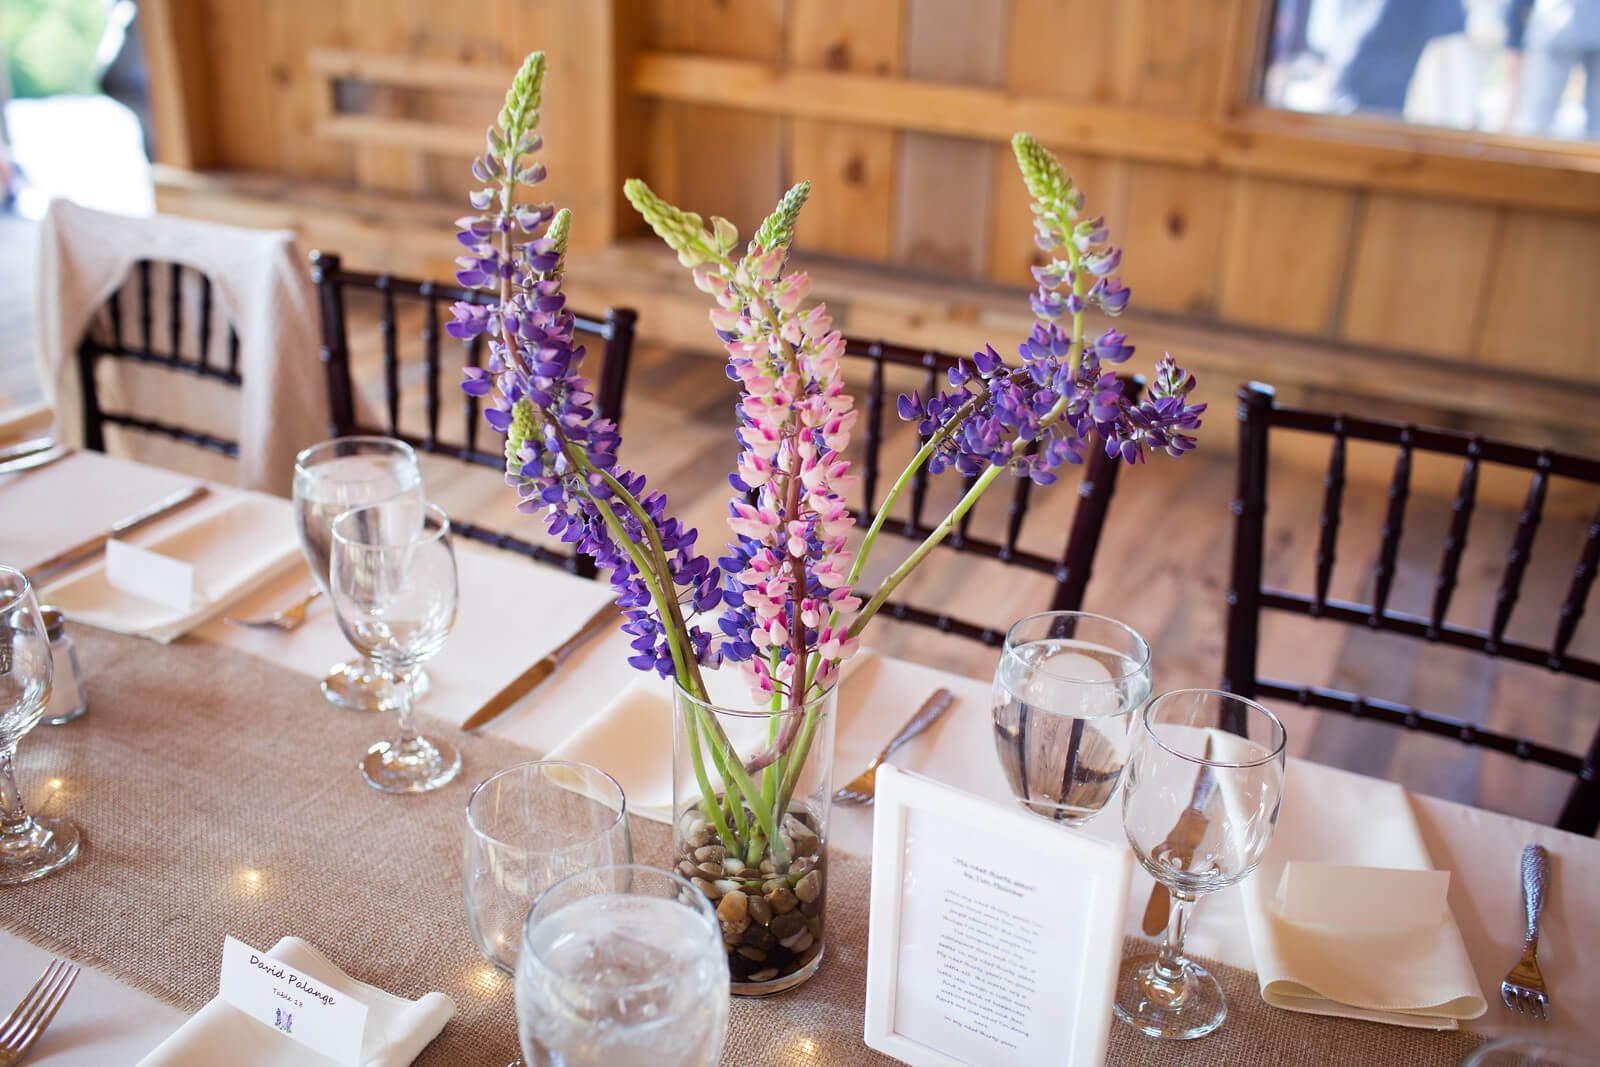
[145, 0, 1600, 464]
[634, 0, 1599, 388]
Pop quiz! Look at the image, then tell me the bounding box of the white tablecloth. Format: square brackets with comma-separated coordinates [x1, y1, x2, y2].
[3, 453, 1597, 1062]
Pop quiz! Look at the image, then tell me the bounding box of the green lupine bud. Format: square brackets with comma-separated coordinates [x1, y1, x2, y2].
[1011, 132, 1074, 212]
[505, 397, 538, 477]
[546, 208, 572, 278]
[753, 181, 810, 253]
[624, 179, 714, 266]
[499, 52, 546, 141]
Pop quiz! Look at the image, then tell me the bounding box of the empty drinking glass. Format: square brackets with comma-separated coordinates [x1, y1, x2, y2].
[516, 864, 729, 1067]
[1115, 688, 1286, 1040]
[329, 499, 460, 793]
[992, 611, 1152, 825]
[293, 437, 426, 712]
[0, 565, 80, 884]
[465, 761, 633, 975]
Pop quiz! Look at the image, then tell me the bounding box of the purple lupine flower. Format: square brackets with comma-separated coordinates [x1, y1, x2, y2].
[451, 55, 721, 681]
[893, 135, 1203, 472]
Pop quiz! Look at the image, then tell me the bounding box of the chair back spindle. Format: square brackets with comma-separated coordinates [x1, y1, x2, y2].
[75, 258, 244, 462]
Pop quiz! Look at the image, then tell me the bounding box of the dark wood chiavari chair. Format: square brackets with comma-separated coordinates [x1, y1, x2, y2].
[77, 259, 243, 459]
[842, 335, 1140, 646]
[309, 251, 638, 578]
[1224, 381, 1600, 834]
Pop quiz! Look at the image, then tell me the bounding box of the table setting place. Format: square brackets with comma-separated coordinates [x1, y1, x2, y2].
[1, 52, 1597, 1067]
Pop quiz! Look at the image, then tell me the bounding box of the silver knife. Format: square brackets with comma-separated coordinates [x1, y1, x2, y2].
[1141, 736, 1217, 935]
[29, 485, 212, 586]
[460, 601, 617, 730]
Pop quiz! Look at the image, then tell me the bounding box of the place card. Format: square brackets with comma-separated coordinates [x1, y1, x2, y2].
[105, 538, 197, 611]
[217, 936, 369, 1065]
[865, 766, 1131, 1067]
[1275, 861, 1450, 931]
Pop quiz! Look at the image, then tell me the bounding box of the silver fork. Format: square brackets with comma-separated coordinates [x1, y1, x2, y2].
[834, 689, 956, 804]
[1500, 843, 1551, 1020]
[224, 588, 322, 632]
[0, 959, 80, 1066]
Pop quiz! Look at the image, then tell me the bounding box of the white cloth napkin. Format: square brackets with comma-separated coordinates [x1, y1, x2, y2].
[134, 937, 454, 1067]
[1238, 763, 1488, 1029]
[42, 489, 301, 642]
[34, 200, 327, 496]
[193, 537, 619, 727]
[548, 652, 881, 824]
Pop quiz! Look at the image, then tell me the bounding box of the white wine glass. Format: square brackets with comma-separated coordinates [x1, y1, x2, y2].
[1115, 688, 1286, 1040]
[293, 436, 427, 712]
[516, 864, 729, 1067]
[992, 611, 1153, 825]
[0, 565, 80, 884]
[329, 499, 461, 793]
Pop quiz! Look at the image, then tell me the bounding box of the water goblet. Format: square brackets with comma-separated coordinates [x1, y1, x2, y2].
[466, 761, 632, 1067]
[329, 499, 461, 793]
[465, 761, 633, 974]
[516, 864, 729, 1067]
[0, 565, 80, 884]
[1114, 688, 1287, 1040]
[293, 436, 426, 712]
[992, 611, 1153, 825]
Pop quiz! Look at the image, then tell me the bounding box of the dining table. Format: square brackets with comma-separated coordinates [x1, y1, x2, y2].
[2, 449, 1598, 1065]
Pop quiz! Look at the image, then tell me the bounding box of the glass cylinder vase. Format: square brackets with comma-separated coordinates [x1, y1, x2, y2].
[672, 680, 836, 997]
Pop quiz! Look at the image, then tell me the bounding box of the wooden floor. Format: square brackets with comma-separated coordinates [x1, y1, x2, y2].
[3, 213, 1596, 832]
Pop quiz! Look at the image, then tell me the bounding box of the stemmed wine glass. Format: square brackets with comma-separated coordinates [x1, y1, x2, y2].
[293, 437, 426, 712]
[329, 499, 461, 793]
[992, 611, 1153, 825]
[465, 761, 632, 1067]
[1114, 688, 1286, 1040]
[0, 565, 80, 884]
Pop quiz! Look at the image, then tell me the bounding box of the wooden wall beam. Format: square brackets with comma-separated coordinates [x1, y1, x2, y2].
[308, 48, 519, 94]
[142, 0, 217, 169]
[632, 52, 1600, 216]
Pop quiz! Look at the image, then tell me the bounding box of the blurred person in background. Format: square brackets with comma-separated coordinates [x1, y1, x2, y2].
[1333, 0, 1467, 115]
[1506, 0, 1600, 137]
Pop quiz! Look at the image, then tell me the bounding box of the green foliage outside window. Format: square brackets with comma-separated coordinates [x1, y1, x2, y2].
[2, 0, 111, 99]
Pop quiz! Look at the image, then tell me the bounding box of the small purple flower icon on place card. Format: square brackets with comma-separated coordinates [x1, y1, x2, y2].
[273, 1008, 293, 1034]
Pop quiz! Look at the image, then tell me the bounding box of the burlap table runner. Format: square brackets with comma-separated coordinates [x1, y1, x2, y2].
[3, 629, 1483, 1065]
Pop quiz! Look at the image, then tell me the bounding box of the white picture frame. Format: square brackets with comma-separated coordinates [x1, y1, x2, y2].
[864, 765, 1131, 1067]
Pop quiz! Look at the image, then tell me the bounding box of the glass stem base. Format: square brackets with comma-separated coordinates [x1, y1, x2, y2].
[1113, 948, 1227, 1040]
[361, 734, 460, 794]
[0, 816, 81, 885]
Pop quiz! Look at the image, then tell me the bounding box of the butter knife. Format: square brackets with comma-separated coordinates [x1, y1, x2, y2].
[1141, 736, 1217, 936]
[29, 485, 212, 586]
[460, 602, 617, 731]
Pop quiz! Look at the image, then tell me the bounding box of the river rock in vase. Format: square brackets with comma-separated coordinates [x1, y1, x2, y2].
[672, 683, 836, 996]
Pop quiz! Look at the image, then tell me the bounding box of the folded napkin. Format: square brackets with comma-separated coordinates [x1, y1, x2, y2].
[1238, 764, 1487, 1029]
[193, 537, 619, 726]
[549, 652, 880, 823]
[43, 490, 301, 643]
[135, 937, 454, 1067]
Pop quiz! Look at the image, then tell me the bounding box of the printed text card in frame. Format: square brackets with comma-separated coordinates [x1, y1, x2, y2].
[865, 766, 1130, 1066]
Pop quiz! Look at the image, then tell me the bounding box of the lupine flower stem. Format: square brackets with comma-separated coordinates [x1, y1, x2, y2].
[846, 462, 1008, 642]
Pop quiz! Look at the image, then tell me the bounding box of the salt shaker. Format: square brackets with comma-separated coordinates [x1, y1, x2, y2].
[39, 606, 88, 725]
